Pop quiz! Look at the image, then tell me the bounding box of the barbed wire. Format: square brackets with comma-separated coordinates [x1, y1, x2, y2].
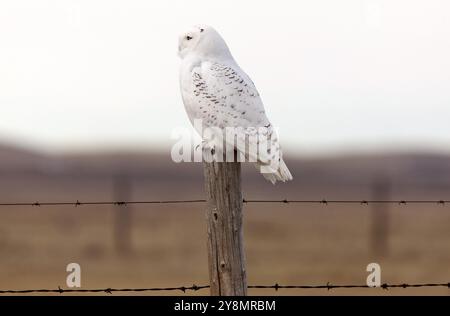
[0, 199, 448, 207]
[0, 282, 448, 294]
[0, 200, 206, 207]
[0, 199, 448, 295]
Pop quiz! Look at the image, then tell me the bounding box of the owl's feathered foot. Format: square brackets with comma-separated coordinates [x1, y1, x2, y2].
[201, 141, 217, 163]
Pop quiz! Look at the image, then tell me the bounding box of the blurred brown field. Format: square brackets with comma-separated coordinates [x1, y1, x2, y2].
[0, 145, 449, 295]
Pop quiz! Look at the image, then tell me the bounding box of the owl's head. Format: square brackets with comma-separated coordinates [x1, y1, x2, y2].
[178, 25, 232, 59]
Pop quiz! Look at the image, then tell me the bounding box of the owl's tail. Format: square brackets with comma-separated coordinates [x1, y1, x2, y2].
[255, 158, 293, 184]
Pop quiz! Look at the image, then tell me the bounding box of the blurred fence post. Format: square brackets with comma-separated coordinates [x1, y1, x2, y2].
[204, 160, 247, 296]
[370, 178, 391, 257]
[113, 174, 133, 255]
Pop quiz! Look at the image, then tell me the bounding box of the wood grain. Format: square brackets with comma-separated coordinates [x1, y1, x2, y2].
[203, 161, 247, 296]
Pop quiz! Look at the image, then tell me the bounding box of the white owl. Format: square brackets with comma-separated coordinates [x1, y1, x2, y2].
[178, 25, 292, 184]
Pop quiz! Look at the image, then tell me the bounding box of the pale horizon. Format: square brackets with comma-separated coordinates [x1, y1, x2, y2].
[1, 0, 449, 156]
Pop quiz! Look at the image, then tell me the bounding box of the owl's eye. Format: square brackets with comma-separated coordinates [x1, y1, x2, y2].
[186, 35, 193, 41]
[200, 28, 204, 32]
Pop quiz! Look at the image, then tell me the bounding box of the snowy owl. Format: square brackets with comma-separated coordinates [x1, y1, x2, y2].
[178, 25, 292, 184]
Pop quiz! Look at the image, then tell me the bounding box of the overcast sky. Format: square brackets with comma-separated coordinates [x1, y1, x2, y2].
[0, 0, 449, 155]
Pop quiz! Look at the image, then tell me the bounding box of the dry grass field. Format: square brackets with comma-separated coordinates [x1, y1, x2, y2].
[0, 146, 449, 295]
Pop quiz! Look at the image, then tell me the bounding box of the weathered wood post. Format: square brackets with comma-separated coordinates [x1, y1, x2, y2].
[204, 161, 247, 296]
[370, 177, 391, 257]
[113, 174, 133, 255]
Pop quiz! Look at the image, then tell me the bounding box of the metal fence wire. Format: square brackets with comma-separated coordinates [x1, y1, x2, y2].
[0, 282, 449, 294]
[0, 199, 449, 207]
[0, 197, 448, 294]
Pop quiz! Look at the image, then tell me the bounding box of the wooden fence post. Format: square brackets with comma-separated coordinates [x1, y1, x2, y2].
[370, 178, 391, 257]
[113, 174, 133, 255]
[204, 161, 247, 296]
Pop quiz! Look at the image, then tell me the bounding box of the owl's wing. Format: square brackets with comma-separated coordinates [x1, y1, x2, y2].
[190, 62, 270, 128]
[188, 61, 281, 167]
